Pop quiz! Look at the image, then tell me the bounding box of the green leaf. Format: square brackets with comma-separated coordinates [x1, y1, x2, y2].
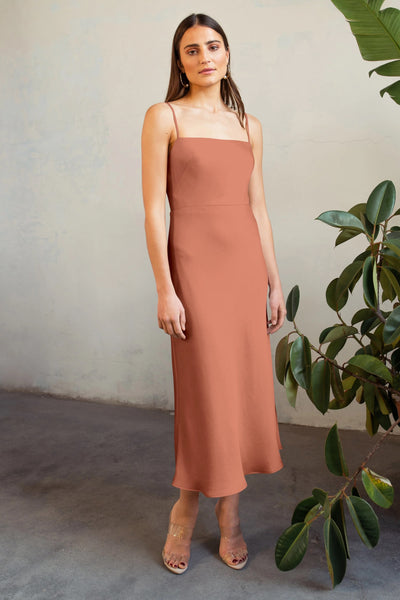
[380, 79, 400, 104]
[360, 316, 379, 336]
[290, 335, 312, 390]
[326, 337, 347, 359]
[362, 467, 394, 508]
[324, 518, 347, 588]
[363, 381, 376, 413]
[329, 389, 355, 410]
[377, 412, 392, 430]
[345, 495, 380, 549]
[363, 256, 378, 308]
[326, 278, 348, 311]
[391, 347, 400, 372]
[335, 228, 361, 246]
[304, 503, 321, 523]
[375, 388, 390, 415]
[286, 285, 300, 322]
[330, 0, 400, 59]
[366, 180, 396, 225]
[275, 522, 310, 571]
[311, 360, 331, 414]
[347, 355, 393, 383]
[366, 406, 379, 436]
[331, 498, 350, 559]
[351, 308, 375, 325]
[384, 241, 400, 258]
[284, 364, 298, 408]
[349, 202, 375, 236]
[291, 496, 319, 525]
[369, 58, 400, 76]
[330, 364, 345, 403]
[275, 335, 290, 385]
[336, 261, 363, 300]
[381, 266, 400, 299]
[383, 305, 400, 345]
[320, 326, 334, 344]
[342, 375, 356, 391]
[325, 424, 349, 477]
[330, 0, 400, 106]
[381, 251, 400, 272]
[312, 487, 329, 507]
[368, 322, 385, 355]
[380, 266, 396, 302]
[321, 325, 358, 343]
[316, 210, 365, 232]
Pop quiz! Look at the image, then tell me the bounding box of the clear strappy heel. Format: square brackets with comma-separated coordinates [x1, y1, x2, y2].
[215, 501, 248, 570]
[218, 522, 249, 569]
[162, 521, 194, 574]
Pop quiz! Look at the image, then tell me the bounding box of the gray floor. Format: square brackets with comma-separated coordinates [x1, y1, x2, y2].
[0, 390, 399, 600]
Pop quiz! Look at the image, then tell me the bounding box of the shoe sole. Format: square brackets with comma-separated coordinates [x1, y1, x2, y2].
[162, 552, 188, 574]
[221, 555, 248, 570]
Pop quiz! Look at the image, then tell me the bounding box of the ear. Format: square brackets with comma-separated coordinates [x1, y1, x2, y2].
[225, 47, 230, 64]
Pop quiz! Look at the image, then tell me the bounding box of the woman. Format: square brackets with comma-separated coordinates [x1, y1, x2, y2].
[141, 13, 286, 574]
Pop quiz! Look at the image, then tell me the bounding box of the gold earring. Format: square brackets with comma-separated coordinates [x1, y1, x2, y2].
[179, 71, 189, 88]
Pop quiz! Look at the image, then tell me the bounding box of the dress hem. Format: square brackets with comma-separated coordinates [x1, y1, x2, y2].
[172, 462, 284, 498]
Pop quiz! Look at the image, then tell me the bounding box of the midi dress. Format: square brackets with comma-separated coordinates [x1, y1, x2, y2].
[166, 101, 283, 498]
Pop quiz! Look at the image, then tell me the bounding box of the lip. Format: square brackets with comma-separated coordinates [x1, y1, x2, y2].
[199, 68, 215, 74]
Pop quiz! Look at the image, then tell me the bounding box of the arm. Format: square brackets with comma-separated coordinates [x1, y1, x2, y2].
[141, 102, 186, 339]
[247, 114, 286, 334]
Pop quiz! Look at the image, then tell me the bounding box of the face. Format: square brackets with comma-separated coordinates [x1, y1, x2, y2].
[178, 25, 229, 87]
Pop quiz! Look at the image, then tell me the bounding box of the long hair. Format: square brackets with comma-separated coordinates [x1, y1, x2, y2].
[165, 14, 246, 128]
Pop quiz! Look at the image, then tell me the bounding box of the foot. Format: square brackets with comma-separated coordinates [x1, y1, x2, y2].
[162, 498, 198, 574]
[215, 499, 248, 570]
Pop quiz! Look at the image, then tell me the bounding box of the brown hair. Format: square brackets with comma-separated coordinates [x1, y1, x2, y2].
[165, 13, 246, 128]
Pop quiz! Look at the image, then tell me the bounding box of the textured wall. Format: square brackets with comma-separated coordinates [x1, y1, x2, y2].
[1, 0, 400, 430]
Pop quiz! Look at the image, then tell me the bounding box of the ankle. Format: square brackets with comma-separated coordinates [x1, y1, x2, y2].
[215, 498, 240, 526]
[171, 498, 199, 526]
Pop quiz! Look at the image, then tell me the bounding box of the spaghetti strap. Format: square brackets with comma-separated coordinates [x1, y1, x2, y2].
[244, 113, 250, 143]
[166, 102, 180, 138]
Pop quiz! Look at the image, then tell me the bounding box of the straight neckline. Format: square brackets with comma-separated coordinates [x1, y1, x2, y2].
[170, 137, 251, 154]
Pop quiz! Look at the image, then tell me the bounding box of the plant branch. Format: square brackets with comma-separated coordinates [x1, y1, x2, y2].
[307, 414, 400, 526]
[292, 321, 391, 394]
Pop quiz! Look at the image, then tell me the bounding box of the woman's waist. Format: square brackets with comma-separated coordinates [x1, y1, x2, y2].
[168, 198, 251, 212]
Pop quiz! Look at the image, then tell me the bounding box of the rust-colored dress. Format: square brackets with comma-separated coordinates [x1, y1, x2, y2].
[166, 102, 283, 498]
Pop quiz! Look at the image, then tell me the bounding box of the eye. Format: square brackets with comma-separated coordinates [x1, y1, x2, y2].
[209, 45, 220, 51]
[187, 49, 198, 55]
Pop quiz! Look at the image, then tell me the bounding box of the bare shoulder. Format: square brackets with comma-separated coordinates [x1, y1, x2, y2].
[143, 102, 174, 138]
[246, 113, 262, 134]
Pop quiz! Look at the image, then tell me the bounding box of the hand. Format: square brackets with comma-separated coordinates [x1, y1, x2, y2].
[158, 290, 187, 339]
[267, 287, 286, 335]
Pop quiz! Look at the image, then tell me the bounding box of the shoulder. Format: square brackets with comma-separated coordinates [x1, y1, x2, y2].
[142, 102, 175, 138]
[144, 102, 173, 123]
[245, 113, 262, 133]
[245, 113, 262, 145]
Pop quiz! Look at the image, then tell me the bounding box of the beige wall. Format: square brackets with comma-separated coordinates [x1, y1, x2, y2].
[1, 0, 400, 430]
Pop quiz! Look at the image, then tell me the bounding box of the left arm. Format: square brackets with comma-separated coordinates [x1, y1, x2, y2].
[247, 113, 286, 334]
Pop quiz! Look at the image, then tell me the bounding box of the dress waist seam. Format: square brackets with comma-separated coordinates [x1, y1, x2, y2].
[170, 202, 250, 212]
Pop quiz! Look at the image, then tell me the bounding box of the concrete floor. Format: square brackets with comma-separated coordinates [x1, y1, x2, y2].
[0, 390, 399, 600]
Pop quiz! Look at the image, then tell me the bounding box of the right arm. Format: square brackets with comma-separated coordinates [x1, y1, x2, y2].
[141, 103, 186, 340]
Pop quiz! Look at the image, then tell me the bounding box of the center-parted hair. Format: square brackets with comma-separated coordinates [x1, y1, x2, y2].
[165, 13, 246, 128]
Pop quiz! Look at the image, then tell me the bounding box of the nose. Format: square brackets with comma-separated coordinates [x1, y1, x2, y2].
[199, 48, 211, 63]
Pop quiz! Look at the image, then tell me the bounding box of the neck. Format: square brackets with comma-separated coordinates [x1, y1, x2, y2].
[184, 82, 226, 112]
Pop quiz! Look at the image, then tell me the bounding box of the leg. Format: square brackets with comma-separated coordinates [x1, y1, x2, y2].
[215, 492, 248, 569]
[162, 489, 199, 574]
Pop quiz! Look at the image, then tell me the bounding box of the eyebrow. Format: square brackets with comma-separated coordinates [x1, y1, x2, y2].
[183, 40, 221, 49]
